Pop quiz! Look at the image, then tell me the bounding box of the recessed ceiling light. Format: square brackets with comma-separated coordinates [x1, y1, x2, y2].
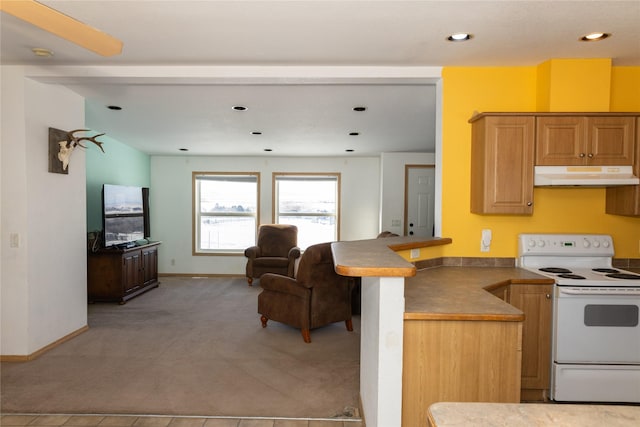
[232, 105, 248, 111]
[31, 47, 53, 57]
[179, 148, 189, 152]
[580, 32, 611, 42]
[251, 131, 262, 135]
[107, 105, 122, 111]
[447, 33, 473, 42]
[353, 106, 367, 112]
[349, 132, 360, 136]
[264, 148, 272, 152]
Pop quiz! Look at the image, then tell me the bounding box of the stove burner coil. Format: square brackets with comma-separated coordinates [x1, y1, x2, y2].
[539, 267, 572, 274]
[605, 273, 640, 280]
[557, 274, 586, 280]
[593, 268, 619, 274]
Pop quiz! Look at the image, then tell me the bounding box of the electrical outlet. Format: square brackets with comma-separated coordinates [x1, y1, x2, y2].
[10, 233, 20, 248]
[171, 258, 176, 266]
[410, 248, 420, 259]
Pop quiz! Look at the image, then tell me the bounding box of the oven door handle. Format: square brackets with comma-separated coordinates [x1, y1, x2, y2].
[559, 287, 640, 296]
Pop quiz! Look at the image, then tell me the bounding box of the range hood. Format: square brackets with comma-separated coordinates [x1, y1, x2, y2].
[534, 165, 639, 187]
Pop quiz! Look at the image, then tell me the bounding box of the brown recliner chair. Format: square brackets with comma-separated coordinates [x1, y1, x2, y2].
[244, 224, 300, 285]
[258, 242, 353, 343]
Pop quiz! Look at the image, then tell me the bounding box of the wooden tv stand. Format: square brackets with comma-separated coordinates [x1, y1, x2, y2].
[87, 242, 161, 304]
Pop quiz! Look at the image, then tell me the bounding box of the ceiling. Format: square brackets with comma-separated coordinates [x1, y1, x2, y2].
[2, 0, 639, 156]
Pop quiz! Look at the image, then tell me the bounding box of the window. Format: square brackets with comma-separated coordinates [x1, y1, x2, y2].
[193, 172, 259, 254]
[273, 173, 340, 249]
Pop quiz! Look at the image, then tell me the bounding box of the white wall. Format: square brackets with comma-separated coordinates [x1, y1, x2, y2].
[1, 67, 87, 356]
[380, 152, 436, 236]
[151, 155, 381, 275]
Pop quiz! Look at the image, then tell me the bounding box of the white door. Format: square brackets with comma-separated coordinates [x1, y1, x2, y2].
[405, 166, 435, 237]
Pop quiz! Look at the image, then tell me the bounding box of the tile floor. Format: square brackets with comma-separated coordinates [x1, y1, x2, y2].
[0, 415, 363, 427]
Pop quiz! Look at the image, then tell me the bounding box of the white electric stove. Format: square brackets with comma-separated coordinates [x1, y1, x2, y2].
[517, 233, 640, 403]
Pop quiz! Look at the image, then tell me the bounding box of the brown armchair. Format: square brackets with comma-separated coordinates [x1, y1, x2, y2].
[244, 224, 300, 285]
[258, 242, 353, 343]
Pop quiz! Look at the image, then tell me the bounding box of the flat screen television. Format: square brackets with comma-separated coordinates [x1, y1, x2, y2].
[102, 184, 146, 248]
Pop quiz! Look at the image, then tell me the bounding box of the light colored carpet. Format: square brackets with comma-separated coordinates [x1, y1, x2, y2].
[0, 277, 360, 418]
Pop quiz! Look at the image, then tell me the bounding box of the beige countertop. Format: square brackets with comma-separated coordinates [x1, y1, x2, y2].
[428, 402, 640, 426]
[404, 266, 554, 321]
[331, 236, 451, 277]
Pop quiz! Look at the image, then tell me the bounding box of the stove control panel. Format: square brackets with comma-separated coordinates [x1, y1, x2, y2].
[518, 233, 614, 257]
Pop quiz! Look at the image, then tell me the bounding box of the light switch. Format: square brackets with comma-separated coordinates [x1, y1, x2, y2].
[481, 229, 492, 252]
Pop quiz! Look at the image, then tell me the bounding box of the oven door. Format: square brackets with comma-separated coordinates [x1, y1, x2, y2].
[554, 286, 640, 364]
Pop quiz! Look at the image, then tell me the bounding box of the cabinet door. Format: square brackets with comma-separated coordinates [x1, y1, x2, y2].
[536, 116, 586, 165]
[122, 251, 142, 293]
[509, 284, 552, 394]
[471, 115, 535, 214]
[605, 116, 640, 216]
[587, 116, 635, 165]
[142, 247, 158, 285]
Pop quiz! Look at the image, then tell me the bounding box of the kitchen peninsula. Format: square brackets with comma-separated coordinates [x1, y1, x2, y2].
[403, 266, 554, 427]
[332, 236, 554, 427]
[332, 236, 450, 427]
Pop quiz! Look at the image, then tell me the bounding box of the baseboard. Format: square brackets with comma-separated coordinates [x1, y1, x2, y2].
[0, 325, 89, 362]
[359, 394, 366, 427]
[159, 273, 244, 278]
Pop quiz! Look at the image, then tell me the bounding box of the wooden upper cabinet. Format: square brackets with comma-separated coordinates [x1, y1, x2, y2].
[536, 116, 635, 166]
[606, 116, 640, 216]
[470, 115, 535, 215]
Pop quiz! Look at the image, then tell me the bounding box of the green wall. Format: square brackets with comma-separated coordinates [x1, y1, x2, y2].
[85, 134, 150, 232]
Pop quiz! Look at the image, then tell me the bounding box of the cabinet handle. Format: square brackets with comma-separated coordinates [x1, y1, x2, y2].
[579, 153, 586, 158]
[588, 153, 594, 158]
[545, 293, 551, 299]
[527, 202, 532, 206]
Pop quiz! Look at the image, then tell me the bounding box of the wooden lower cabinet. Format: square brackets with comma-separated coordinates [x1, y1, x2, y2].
[88, 242, 160, 303]
[508, 284, 553, 402]
[487, 282, 553, 401]
[402, 319, 522, 427]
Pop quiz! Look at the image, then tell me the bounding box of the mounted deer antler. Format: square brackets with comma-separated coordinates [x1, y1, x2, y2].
[58, 129, 106, 170]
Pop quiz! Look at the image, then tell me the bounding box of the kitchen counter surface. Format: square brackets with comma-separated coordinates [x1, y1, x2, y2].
[331, 236, 452, 277]
[427, 402, 640, 427]
[404, 266, 554, 321]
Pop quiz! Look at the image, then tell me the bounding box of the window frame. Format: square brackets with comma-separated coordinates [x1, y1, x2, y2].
[272, 172, 341, 249]
[192, 171, 260, 256]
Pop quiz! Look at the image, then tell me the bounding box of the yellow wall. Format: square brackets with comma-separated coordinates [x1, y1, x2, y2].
[537, 59, 612, 111]
[440, 63, 640, 258]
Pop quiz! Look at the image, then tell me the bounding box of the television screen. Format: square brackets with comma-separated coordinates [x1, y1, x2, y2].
[104, 216, 145, 247]
[102, 184, 146, 247]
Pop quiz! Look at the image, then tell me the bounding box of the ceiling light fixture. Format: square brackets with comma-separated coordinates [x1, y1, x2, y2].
[232, 105, 247, 111]
[179, 148, 189, 152]
[31, 47, 53, 57]
[264, 148, 272, 152]
[580, 32, 611, 42]
[107, 105, 122, 111]
[251, 131, 262, 135]
[345, 149, 354, 152]
[349, 132, 360, 136]
[447, 33, 473, 42]
[353, 106, 367, 112]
